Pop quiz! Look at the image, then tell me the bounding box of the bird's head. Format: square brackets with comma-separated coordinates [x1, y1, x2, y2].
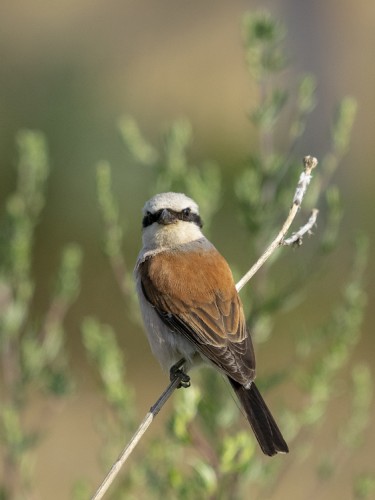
[141, 192, 204, 250]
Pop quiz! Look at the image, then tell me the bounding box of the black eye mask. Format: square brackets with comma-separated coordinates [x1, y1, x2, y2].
[142, 208, 203, 228]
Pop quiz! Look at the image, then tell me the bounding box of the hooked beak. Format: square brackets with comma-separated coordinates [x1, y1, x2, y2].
[158, 208, 176, 225]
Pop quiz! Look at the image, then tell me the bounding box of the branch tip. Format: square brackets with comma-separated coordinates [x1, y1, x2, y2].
[303, 155, 318, 172]
[282, 208, 319, 247]
[236, 155, 319, 291]
[293, 156, 318, 207]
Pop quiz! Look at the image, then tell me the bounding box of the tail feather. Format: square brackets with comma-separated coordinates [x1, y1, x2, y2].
[229, 378, 289, 456]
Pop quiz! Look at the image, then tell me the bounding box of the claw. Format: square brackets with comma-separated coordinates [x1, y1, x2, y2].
[170, 359, 190, 389]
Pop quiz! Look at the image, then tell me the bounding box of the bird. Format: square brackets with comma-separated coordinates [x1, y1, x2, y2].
[134, 192, 289, 456]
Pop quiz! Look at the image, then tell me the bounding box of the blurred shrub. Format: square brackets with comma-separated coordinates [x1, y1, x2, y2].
[0, 132, 82, 498]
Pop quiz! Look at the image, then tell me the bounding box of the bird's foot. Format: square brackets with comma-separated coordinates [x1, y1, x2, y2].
[170, 359, 190, 388]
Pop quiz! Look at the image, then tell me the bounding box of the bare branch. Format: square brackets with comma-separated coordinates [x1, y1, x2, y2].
[91, 373, 183, 500]
[283, 208, 319, 247]
[236, 156, 318, 292]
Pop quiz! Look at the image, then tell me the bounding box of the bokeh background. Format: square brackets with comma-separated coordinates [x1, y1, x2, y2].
[1, 0, 374, 498]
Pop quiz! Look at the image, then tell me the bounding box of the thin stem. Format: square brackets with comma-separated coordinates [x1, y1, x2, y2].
[283, 208, 319, 247]
[91, 372, 183, 500]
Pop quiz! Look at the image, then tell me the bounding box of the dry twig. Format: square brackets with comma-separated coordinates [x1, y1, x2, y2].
[236, 155, 318, 291]
[91, 375, 183, 500]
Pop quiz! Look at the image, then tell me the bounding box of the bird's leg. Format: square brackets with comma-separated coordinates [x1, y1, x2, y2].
[170, 358, 190, 388]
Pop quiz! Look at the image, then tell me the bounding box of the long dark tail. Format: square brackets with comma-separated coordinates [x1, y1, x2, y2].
[229, 378, 289, 456]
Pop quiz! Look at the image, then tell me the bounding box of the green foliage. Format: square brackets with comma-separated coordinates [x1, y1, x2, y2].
[82, 317, 134, 422]
[119, 117, 222, 229]
[96, 161, 124, 261]
[242, 11, 287, 78]
[331, 96, 357, 156]
[354, 473, 375, 500]
[293, 238, 369, 445]
[343, 364, 372, 448]
[0, 131, 82, 498]
[289, 73, 317, 142]
[95, 161, 139, 319]
[118, 116, 158, 167]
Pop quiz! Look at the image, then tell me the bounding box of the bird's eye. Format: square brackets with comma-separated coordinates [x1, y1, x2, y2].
[182, 207, 191, 217]
[142, 210, 155, 228]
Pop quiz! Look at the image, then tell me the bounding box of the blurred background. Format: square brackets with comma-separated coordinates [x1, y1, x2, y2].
[0, 0, 374, 498]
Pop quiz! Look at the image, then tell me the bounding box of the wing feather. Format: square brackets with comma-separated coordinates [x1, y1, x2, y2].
[139, 247, 256, 384]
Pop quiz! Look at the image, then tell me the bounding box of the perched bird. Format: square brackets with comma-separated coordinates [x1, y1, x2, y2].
[134, 192, 288, 456]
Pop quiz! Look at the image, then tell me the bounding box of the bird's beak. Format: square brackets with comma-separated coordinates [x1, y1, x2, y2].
[158, 208, 176, 225]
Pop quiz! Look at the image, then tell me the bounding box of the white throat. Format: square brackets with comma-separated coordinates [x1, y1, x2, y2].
[142, 220, 204, 251]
